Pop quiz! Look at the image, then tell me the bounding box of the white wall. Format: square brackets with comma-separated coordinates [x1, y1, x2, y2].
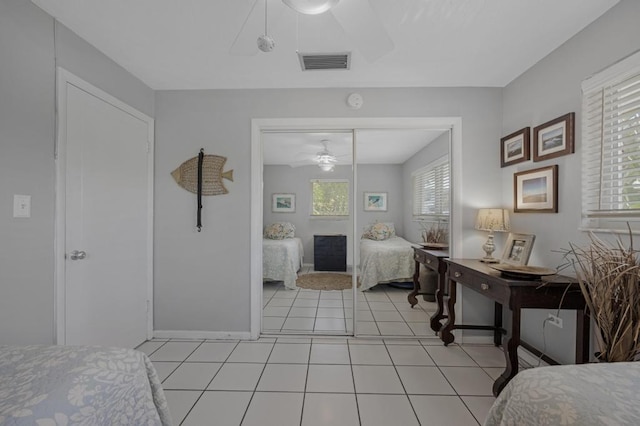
[0, 0, 154, 344]
[501, 0, 640, 363]
[154, 87, 503, 334]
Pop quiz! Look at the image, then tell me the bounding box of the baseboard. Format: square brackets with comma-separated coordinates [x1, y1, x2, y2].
[517, 345, 550, 368]
[460, 334, 494, 344]
[154, 330, 252, 340]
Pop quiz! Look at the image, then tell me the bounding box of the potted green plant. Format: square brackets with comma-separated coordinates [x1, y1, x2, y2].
[565, 228, 640, 362]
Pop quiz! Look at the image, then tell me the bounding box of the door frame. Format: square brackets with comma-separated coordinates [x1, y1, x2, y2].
[54, 68, 155, 345]
[250, 117, 463, 339]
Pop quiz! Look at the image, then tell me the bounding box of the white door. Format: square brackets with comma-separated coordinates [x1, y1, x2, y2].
[57, 70, 153, 348]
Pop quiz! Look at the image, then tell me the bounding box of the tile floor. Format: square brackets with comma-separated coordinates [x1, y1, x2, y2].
[263, 268, 435, 336]
[138, 337, 502, 426]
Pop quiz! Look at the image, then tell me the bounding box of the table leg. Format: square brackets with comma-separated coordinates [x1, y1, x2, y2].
[575, 308, 590, 363]
[492, 307, 520, 396]
[408, 259, 420, 307]
[430, 269, 447, 333]
[494, 302, 503, 346]
[439, 278, 456, 345]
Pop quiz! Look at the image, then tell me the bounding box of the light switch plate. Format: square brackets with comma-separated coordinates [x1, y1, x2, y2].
[13, 194, 31, 218]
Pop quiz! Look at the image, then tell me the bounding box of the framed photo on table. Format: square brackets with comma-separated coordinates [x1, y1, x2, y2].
[272, 193, 295, 213]
[514, 165, 558, 213]
[533, 113, 575, 162]
[501, 233, 536, 266]
[500, 127, 530, 167]
[364, 192, 388, 211]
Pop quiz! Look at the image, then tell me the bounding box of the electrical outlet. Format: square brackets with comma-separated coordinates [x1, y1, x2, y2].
[548, 314, 563, 328]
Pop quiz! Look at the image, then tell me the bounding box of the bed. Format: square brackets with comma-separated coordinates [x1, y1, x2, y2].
[484, 362, 640, 426]
[0, 345, 172, 425]
[359, 236, 416, 291]
[263, 237, 304, 290]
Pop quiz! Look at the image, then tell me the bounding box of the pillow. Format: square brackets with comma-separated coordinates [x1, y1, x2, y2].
[362, 222, 395, 241]
[264, 222, 295, 239]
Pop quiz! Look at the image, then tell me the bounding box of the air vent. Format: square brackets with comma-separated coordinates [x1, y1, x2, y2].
[298, 52, 351, 71]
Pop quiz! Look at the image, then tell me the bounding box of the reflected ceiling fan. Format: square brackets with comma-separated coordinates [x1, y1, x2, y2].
[290, 140, 348, 171]
[230, 0, 394, 62]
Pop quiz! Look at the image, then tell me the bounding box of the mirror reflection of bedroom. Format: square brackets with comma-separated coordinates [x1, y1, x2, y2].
[262, 128, 450, 337]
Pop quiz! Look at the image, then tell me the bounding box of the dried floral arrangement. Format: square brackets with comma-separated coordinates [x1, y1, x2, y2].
[422, 221, 449, 244]
[562, 227, 640, 362]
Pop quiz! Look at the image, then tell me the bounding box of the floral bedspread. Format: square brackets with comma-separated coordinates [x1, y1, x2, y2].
[359, 236, 416, 291]
[263, 237, 304, 289]
[0, 345, 172, 425]
[484, 361, 640, 426]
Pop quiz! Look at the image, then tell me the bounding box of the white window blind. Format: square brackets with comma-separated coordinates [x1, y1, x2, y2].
[311, 179, 349, 217]
[412, 155, 450, 219]
[582, 51, 640, 230]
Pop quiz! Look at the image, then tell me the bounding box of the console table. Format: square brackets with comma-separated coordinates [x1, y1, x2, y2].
[440, 259, 589, 396]
[408, 248, 449, 333]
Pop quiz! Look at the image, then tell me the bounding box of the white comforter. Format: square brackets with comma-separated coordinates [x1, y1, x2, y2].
[359, 236, 416, 290]
[263, 237, 304, 289]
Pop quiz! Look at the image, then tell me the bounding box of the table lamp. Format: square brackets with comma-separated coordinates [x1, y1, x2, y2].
[475, 208, 511, 263]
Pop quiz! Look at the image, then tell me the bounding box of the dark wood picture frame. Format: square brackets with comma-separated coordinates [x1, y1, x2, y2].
[533, 113, 575, 162]
[500, 127, 530, 167]
[514, 165, 558, 213]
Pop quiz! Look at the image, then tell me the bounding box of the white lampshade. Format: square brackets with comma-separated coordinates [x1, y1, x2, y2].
[318, 162, 334, 171]
[475, 209, 511, 232]
[282, 0, 339, 15]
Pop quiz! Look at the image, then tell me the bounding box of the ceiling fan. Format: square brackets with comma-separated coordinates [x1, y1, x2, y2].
[290, 139, 348, 171]
[230, 0, 394, 62]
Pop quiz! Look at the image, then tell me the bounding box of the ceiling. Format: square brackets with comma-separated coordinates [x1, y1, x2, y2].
[31, 0, 619, 90]
[262, 129, 447, 166]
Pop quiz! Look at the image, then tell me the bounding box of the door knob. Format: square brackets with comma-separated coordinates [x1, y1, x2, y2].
[69, 250, 86, 260]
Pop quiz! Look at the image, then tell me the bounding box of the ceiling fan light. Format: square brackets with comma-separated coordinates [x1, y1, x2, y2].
[318, 162, 335, 171]
[282, 0, 339, 15]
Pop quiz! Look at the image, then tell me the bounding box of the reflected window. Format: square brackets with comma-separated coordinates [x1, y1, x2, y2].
[412, 155, 450, 218]
[311, 179, 349, 217]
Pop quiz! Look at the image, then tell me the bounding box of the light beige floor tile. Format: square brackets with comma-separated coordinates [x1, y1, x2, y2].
[318, 299, 343, 308]
[349, 338, 385, 345]
[425, 345, 477, 366]
[357, 394, 419, 426]
[289, 307, 317, 317]
[372, 310, 404, 322]
[276, 337, 312, 344]
[293, 299, 319, 307]
[320, 291, 343, 300]
[262, 316, 285, 331]
[163, 390, 201, 425]
[207, 363, 264, 391]
[302, 393, 359, 426]
[227, 342, 274, 363]
[407, 321, 433, 336]
[354, 310, 374, 321]
[268, 343, 311, 363]
[314, 317, 346, 332]
[462, 345, 506, 368]
[377, 321, 414, 336]
[306, 364, 354, 393]
[263, 306, 291, 317]
[149, 341, 201, 362]
[349, 344, 392, 365]
[266, 298, 294, 307]
[316, 307, 345, 318]
[387, 345, 435, 366]
[461, 396, 496, 424]
[400, 310, 432, 322]
[182, 391, 252, 426]
[483, 367, 504, 381]
[440, 366, 495, 396]
[152, 361, 180, 382]
[297, 291, 320, 300]
[352, 365, 404, 394]
[162, 362, 222, 390]
[384, 339, 420, 345]
[283, 317, 315, 331]
[410, 395, 479, 426]
[356, 321, 380, 335]
[257, 363, 308, 392]
[136, 341, 165, 356]
[396, 366, 456, 395]
[241, 392, 304, 426]
[310, 343, 350, 364]
[186, 342, 237, 362]
[368, 302, 397, 311]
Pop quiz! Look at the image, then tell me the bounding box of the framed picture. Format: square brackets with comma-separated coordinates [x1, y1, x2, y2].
[533, 112, 575, 162]
[500, 127, 530, 167]
[272, 193, 295, 213]
[364, 192, 387, 211]
[501, 232, 536, 266]
[514, 165, 558, 213]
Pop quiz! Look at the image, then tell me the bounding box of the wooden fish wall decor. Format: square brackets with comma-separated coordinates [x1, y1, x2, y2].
[172, 149, 233, 231]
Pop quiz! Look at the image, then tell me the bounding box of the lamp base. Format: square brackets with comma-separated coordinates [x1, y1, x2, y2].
[480, 256, 500, 263]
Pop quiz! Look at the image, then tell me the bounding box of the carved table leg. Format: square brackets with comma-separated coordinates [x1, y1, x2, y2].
[438, 278, 456, 345]
[492, 307, 520, 396]
[408, 259, 420, 307]
[430, 270, 446, 332]
[494, 302, 503, 346]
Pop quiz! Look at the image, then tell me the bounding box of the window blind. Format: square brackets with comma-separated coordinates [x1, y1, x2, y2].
[412, 155, 450, 218]
[582, 51, 640, 229]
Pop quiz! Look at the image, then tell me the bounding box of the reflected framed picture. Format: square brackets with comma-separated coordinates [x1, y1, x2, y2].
[272, 193, 295, 213]
[364, 192, 387, 211]
[501, 232, 536, 266]
[533, 112, 575, 162]
[514, 165, 558, 213]
[500, 127, 530, 167]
